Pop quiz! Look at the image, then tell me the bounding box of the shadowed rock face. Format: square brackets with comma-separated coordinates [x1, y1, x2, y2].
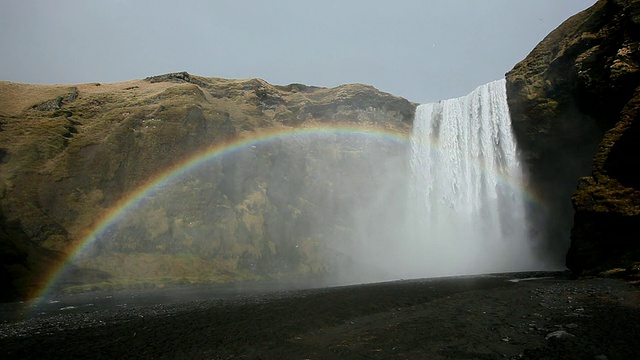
[568, 90, 640, 274]
[506, 0, 640, 274]
[0, 74, 415, 299]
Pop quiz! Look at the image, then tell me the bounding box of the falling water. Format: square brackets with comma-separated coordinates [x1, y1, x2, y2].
[404, 79, 537, 277]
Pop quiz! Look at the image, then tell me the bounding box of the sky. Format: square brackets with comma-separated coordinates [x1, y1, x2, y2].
[1, 0, 597, 103]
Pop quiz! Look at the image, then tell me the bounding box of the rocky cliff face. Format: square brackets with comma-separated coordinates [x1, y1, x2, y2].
[506, 0, 640, 275]
[0, 73, 414, 298]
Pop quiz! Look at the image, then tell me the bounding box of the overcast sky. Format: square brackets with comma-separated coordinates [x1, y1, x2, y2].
[1, 0, 597, 103]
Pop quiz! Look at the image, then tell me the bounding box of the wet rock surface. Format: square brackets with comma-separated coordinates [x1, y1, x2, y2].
[1, 272, 638, 359]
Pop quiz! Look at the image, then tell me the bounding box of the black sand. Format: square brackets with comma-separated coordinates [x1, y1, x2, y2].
[1, 272, 639, 359]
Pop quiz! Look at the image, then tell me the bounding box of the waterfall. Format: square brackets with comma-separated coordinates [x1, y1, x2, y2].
[405, 79, 536, 276]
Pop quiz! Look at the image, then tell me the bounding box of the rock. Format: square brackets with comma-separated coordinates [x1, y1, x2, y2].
[506, 0, 640, 274]
[144, 71, 191, 83]
[567, 90, 640, 275]
[545, 330, 576, 340]
[31, 88, 79, 111]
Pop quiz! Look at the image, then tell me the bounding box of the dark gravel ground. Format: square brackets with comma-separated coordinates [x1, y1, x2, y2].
[1, 271, 639, 359]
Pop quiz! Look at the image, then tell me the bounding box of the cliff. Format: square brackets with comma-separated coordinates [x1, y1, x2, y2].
[0, 73, 415, 299]
[4, 0, 640, 301]
[506, 0, 640, 276]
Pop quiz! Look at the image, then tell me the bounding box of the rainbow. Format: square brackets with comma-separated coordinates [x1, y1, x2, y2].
[30, 124, 411, 301]
[30, 122, 545, 302]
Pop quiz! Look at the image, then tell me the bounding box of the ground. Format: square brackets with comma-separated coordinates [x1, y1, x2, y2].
[1, 272, 639, 359]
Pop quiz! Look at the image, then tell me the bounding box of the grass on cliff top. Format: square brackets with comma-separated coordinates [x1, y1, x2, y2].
[0, 79, 200, 117]
[0, 82, 78, 117]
